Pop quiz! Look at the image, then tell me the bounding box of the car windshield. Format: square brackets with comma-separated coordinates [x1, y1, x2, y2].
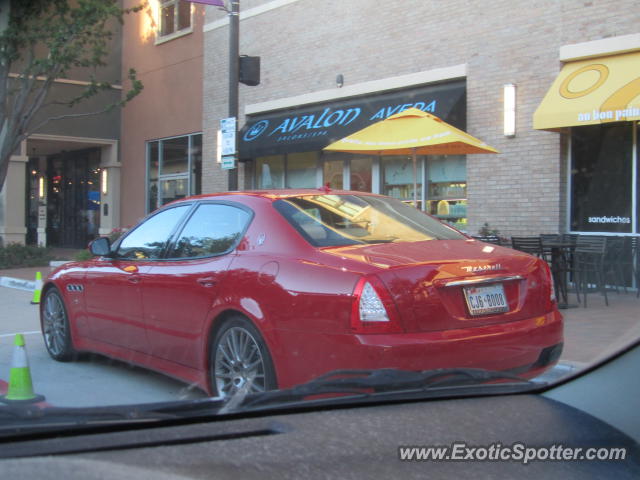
[1, 0, 639, 455]
[274, 194, 466, 246]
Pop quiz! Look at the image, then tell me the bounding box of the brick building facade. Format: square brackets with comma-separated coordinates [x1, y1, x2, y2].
[6, 1, 636, 247]
[199, 0, 639, 238]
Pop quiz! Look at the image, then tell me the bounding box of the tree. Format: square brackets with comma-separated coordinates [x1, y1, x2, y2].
[0, 0, 143, 190]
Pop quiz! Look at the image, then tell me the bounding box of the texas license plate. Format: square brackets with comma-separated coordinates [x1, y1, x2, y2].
[463, 283, 509, 316]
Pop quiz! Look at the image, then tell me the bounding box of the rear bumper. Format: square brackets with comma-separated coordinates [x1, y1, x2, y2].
[270, 309, 564, 389]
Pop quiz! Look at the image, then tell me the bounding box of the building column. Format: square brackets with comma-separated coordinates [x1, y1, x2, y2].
[0, 141, 28, 245]
[98, 143, 121, 236]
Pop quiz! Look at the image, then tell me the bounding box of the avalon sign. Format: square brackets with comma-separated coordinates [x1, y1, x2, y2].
[239, 81, 465, 158]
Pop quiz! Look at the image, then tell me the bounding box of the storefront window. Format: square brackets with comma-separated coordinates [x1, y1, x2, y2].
[25, 159, 40, 245]
[382, 156, 422, 208]
[256, 155, 285, 189]
[160, 178, 188, 204]
[570, 124, 633, 233]
[146, 133, 202, 213]
[350, 157, 372, 192]
[191, 135, 202, 198]
[286, 152, 317, 188]
[426, 155, 467, 231]
[323, 159, 344, 190]
[148, 142, 159, 213]
[162, 137, 189, 175]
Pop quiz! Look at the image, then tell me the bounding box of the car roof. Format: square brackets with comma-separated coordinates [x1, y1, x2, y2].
[171, 189, 384, 203]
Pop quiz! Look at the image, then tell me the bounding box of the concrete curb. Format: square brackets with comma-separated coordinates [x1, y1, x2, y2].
[0, 277, 36, 291]
[50, 261, 71, 268]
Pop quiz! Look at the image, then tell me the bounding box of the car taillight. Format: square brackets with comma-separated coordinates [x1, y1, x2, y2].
[351, 276, 403, 333]
[541, 260, 557, 309]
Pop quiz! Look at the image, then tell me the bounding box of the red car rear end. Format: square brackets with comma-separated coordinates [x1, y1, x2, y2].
[261, 193, 562, 389]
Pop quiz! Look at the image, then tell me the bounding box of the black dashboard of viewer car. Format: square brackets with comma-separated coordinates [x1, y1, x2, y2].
[1, 344, 640, 479]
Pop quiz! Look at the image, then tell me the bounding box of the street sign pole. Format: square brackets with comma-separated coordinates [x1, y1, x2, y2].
[227, 0, 239, 190]
[220, 117, 237, 170]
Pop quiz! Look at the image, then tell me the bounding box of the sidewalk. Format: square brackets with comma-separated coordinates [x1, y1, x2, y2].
[559, 289, 640, 365]
[1, 264, 639, 368]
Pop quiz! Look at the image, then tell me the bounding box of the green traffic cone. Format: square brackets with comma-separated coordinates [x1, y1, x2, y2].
[0, 334, 45, 404]
[30, 272, 43, 305]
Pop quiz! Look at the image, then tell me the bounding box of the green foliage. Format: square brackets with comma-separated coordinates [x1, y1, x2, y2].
[0, 243, 53, 269]
[478, 222, 500, 237]
[108, 227, 128, 244]
[2, 1, 144, 74]
[74, 249, 93, 262]
[0, 0, 144, 189]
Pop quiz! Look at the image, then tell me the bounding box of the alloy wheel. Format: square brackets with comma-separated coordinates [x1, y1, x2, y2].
[214, 326, 267, 398]
[42, 291, 69, 358]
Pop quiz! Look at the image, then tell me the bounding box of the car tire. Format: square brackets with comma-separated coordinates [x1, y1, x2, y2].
[210, 315, 277, 398]
[40, 287, 77, 362]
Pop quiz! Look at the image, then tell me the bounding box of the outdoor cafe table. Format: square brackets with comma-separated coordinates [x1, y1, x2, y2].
[541, 239, 576, 309]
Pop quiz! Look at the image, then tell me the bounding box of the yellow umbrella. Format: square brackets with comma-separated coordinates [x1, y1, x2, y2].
[323, 107, 498, 205]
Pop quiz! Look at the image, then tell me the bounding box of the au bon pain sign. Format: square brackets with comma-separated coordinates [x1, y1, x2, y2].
[534, 51, 640, 130]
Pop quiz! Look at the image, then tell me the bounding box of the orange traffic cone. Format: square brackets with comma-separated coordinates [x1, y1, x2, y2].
[0, 334, 45, 404]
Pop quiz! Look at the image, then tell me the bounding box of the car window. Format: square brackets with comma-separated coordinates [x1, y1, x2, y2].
[116, 204, 191, 259]
[168, 203, 251, 258]
[274, 194, 466, 247]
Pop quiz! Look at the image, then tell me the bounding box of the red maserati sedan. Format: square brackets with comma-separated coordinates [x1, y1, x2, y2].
[40, 190, 563, 398]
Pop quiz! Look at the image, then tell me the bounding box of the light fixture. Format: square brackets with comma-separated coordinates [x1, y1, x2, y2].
[101, 169, 108, 195]
[38, 176, 45, 199]
[336, 74, 344, 88]
[503, 84, 516, 137]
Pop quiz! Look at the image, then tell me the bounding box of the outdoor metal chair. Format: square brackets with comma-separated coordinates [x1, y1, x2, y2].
[562, 233, 579, 246]
[540, 234, 561, 243]
[607, 236, 640, 297]
[511, 236, 546, 260]
[540, 234, 562, 262]
[568, 236, 616, 307]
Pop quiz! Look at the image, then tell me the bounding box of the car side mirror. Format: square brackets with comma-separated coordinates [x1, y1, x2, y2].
[89, 237, 112, 257]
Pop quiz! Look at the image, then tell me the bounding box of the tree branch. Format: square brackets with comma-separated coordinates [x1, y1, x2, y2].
[27, 104, 117, 134]
[0, 0, 144, 190]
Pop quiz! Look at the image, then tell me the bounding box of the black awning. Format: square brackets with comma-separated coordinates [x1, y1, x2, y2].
[239, 80, 465, 159]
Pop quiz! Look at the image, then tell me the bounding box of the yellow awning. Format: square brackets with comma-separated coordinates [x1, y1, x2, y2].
[533, 51, 640, 130]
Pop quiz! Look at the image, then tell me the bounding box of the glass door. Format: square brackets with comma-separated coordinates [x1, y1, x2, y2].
[47, 149, 101, 248]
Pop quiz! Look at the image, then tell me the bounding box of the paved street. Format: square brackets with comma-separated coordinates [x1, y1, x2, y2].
[1, 266, 639, 407]
[0, 283, 205, 407]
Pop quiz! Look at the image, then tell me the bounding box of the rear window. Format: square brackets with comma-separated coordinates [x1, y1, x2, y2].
[274, 194, 466, 247]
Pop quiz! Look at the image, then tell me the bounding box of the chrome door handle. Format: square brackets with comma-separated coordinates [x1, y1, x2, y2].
[127, 276, 141, 284]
